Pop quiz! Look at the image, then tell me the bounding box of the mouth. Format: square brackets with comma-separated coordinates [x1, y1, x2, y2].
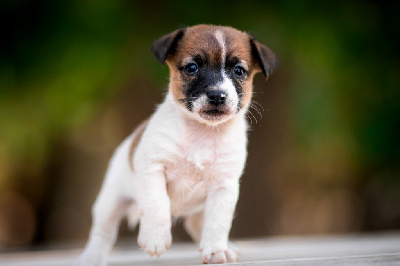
[204, 109, 225, 115]
[198, 106, 230, 121]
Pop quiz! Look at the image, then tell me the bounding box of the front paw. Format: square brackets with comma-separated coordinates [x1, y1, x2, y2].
[200, 243, 239, 264]
[138, 224, 172, 257]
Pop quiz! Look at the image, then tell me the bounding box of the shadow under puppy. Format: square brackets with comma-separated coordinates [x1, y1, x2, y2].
[76, 24, 278, 265]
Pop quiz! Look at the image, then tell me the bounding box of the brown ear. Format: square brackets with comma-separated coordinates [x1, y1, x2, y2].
[250, 38, 279, 79]
[151, 28, 186, 65]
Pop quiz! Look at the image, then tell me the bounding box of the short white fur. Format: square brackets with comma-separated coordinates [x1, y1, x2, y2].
[215, 30, 226, 68]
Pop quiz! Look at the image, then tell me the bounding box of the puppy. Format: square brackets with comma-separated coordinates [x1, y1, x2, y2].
[76, 24, 278, 265]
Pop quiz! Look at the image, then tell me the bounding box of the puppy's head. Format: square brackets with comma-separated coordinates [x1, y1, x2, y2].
[152, 25, 278, 125]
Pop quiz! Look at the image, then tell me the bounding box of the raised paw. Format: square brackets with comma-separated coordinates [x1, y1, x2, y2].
[201, 247, 238, 264]
[138, 226, 172, 257]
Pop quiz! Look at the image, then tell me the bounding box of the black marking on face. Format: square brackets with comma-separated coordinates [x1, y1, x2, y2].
[178, 98, 194, 111]
[179, 55, 224, 111]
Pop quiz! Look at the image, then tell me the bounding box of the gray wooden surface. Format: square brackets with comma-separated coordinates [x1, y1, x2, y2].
[1, 232, 400, 265]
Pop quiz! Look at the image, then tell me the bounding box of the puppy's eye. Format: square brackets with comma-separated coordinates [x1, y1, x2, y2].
[234, 65, 246, 78]
[184, 63, 199, 75]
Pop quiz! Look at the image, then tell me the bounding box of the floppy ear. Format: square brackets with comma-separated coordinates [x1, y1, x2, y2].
[151, 28, 186, 65]
[250, 38, 279, 79]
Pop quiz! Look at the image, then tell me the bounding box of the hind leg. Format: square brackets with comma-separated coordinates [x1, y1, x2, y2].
[75, 179, 132, 266]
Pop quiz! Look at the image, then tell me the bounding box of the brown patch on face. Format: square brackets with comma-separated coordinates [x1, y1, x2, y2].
[128, 119, 149, 171]
[166, 25, 223, 104]
[165, 25, 263, 112]
[169, 25, 223, 65]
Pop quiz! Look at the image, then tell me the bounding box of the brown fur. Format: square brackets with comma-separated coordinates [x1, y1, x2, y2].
[128, 119, 149, 171]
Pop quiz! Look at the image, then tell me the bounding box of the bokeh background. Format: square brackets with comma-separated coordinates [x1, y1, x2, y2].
[0, 0, 399, 250]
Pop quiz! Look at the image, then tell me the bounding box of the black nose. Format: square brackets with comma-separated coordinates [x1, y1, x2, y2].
[207, 90, 227, 106]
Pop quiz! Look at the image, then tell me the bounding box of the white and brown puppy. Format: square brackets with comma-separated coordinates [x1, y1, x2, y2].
[76, 24, 278, 265]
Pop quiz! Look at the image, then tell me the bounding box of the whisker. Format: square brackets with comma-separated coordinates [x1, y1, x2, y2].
[245, 113, 253, 124]
[249, 104, 263, 118]
[251, 100, 265, 112]
[249, 102, 262, 113]
[247, 109, 258, 124]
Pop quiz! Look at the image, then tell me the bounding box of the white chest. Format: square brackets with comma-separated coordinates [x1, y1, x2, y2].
[140, 103, 248, 217]
[165, 140, 219, 216]
[165, 132, 246, 217]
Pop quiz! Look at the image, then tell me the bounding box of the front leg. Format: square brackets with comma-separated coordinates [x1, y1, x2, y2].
[136, 168, 172, 257]
[200, 181, 239, 264]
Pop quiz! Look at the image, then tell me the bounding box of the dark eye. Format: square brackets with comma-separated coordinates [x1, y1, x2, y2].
[234, 65, 246, 78]
[184, 63, 199, 75]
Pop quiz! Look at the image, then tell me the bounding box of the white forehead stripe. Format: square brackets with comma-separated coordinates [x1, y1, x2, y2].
[215, 30, 226, 67]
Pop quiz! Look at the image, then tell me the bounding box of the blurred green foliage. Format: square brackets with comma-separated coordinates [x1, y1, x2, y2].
[1, 1, 128, 172]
